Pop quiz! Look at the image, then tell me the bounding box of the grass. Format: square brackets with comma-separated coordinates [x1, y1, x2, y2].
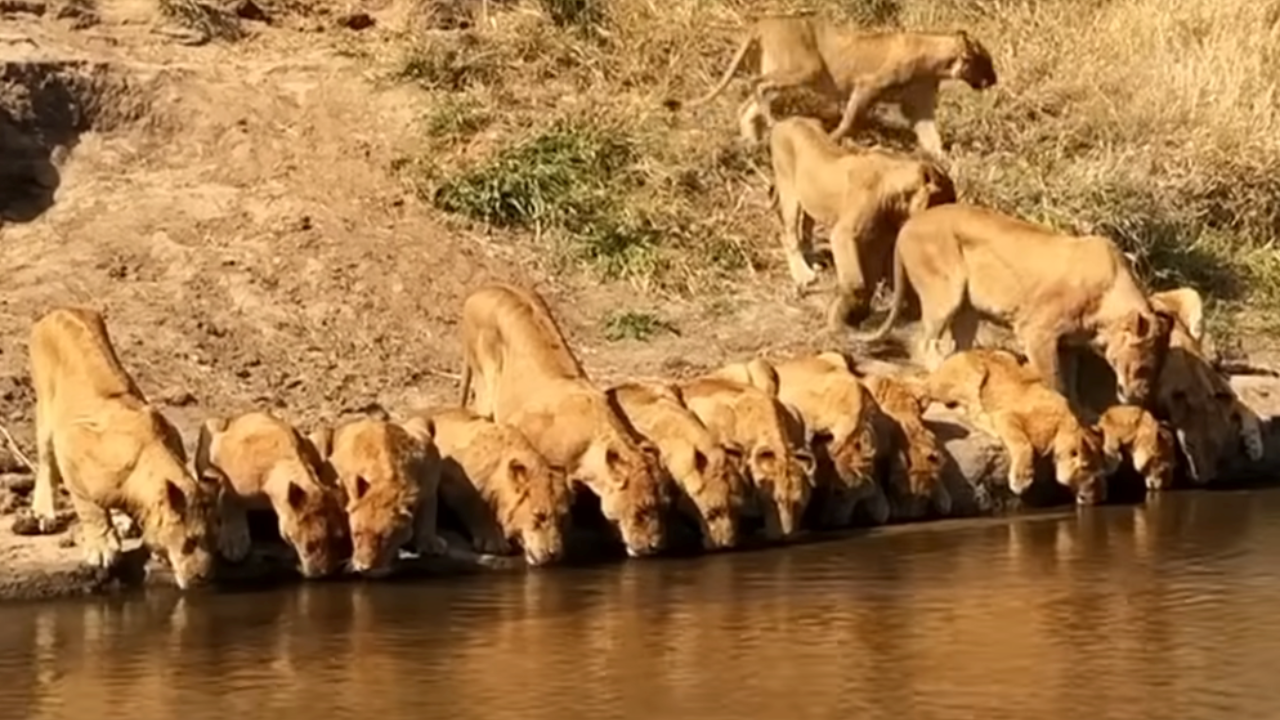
[602, 311, 679, 342]
[390, 0, 1280, 338]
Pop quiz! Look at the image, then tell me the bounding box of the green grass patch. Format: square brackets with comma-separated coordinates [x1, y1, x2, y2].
[602, 311, 678, 342]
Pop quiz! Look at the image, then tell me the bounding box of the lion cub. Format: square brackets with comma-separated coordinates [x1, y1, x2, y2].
[1095, 405, 1177, 492]
[28, 307, 218, 589]
[459, 283, 669, 558]
[411, 406, 571, 566]
[307, 416, 445, 577]
[716, 355, 883, 528]
[678, 374, 816, 541]
[926, 349, 1107, 505]
[856, 372, 953, 520]
[607, 381, 750, 550]
[195, 411, 347, 579]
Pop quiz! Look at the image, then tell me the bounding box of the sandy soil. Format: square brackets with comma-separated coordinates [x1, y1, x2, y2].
[2, 0, 1278, 601]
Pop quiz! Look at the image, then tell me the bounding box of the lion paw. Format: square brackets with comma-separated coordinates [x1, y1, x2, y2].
[1007, 469, 1035, 495]
[81, 534, 122, 569]
[474, 534, 512, 556]
[415, 534, 449, 557]
[217, 524, 252, 563]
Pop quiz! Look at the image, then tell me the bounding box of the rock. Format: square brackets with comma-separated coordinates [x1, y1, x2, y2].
[1227, 373, 1280, 479]
[230, 0, 269, 22]
[336, 11, 373, 29]
[924, 406, 1010, 515]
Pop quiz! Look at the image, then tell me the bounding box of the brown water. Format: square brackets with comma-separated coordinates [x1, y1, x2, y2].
[3, 488, 1280, 720]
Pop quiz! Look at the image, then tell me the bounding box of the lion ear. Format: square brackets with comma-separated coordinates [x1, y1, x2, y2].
[307, 426, 334, 460]
[194, 417, 228, 485]
[1150, 287, 1205, 342]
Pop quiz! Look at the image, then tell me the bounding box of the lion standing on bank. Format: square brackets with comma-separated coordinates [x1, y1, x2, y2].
[27, 307, 219, 590]
[670, 14, 998, 159]
[860, 203, 1173, 412]
[769, 116, 955, 329]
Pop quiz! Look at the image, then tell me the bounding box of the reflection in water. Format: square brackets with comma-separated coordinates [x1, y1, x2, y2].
[3, 489, 1280, 720]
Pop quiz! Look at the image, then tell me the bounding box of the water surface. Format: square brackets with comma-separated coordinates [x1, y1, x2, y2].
[3, 488, 1280, 720]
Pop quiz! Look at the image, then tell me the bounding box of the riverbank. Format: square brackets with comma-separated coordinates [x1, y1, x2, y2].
[3, 386, 1276, 604]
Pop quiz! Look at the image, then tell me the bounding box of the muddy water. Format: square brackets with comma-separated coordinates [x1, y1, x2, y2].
[2, 489, 1280, 720]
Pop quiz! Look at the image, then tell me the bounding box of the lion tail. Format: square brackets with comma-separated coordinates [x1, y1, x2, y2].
[670, 30, 757, 111]
[854, 232, 909, 343]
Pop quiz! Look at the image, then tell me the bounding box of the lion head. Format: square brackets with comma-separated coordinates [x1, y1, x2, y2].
[592, 438, 670, 558]
[310, 417, 436, 578]
[495, 453, 572, 566]
[197, 414, 347, 579]
[1052, 424, 1108, 505]
[748, 442, 815, 540]
[902, 427, 951, 515]
[952, 30, 998, 90]
[676, 441, 749, 551]
[1138, 424, 1179, 491]
[1102, 308, 1173, 407]
[136, 411, 219, 589]
[823, 420, 879, 495]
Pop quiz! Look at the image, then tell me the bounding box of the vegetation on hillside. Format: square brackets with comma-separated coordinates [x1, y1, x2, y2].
[386, 0, 1280, 336]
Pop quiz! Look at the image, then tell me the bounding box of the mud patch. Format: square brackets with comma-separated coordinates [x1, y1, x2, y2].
[0, 60, 153, 226]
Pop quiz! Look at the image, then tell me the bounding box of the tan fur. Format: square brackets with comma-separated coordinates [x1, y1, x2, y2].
[194, 411, 346, 578]
[925, 348, 1108, 504]
[27, 307, 218, 589]
[769, 116, 956, 329]
[458, 282, 669, 557]
[860, 373, 952, 517]
[307, 416, 444, 577]
[863, 203, 1173, 411]
[1095, 405, 1177, 491]
[678, 374, 816, 540]
[410, 406, 571, 566]
[1148, 287, 1264, 483]
[672, 14, 997, 157]
[607, 381, 751, 550]
[736, 354, 885, 527]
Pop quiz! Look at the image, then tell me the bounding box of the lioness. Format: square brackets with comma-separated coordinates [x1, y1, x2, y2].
[27, 307, 218, 589]
[671, 14, 997, 156]
[857, 372, 953, 518]
[716, 354, 883, 527]
[678, 375, 816, 540]
[606, 381, 750, 550]
[769, 116, 956, 328]
[194, 411, 346, 579]
[307, 416, 445, 577]
[458, 283, 669, 557]
[861, 203, 1173, 411]
[410, 406, 571, 566]
[1094, 405, 1177, 491]
[1147, 287, 1264, 483]
[926, 348, 1108, 504]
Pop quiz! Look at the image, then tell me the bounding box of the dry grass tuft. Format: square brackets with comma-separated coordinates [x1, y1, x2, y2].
[388, 0, 1280, 335]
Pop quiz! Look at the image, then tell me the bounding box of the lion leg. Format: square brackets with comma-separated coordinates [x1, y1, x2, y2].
[1020, 328, 1066, 398]
[826, 210, 876, 332]
[30, 414, 63, 533]
[69, 492, 122, 569]
[737, 97, 768, 145]
[777, 182, 818, 295]
[413, 487, 449, 557]
[829, 85, 881, 142]
[440, 476, 511, 556]
[900, 85, 947, 162]
[216, 492, 252, 563]
[991, 412, 1036, 496]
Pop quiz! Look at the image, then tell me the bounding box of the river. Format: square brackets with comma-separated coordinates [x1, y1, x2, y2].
[1, 488, 1278, 720]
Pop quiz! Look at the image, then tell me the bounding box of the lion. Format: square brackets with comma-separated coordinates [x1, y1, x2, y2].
[669, 14, 998, 157]
[458, 282, 669, 557]
[677, 374, 816, 541]
[194, 410, 346, 579]
[855, 371, 954, 519]
[714, 353, 884, 527]
[860, 203, 1173, 412]
[1147, 287, 1265, 484]
[409, 406, 571, 566]
[307, 416, 445, 578]
[769, 116, 956, 328]
[925, 348, 1108, 504]
[606, 381, 750, 550]
[1094, 404, 1177, 492]
[27, 307, 218, 589]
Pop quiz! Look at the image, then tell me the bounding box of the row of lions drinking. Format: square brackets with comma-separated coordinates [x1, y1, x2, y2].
[16, 273, 1263, 590]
